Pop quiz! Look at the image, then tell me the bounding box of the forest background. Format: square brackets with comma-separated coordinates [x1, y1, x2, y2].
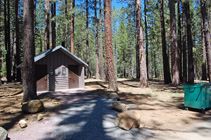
[0, 0, 210, 88]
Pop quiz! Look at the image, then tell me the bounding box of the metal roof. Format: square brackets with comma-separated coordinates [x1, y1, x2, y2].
[17, 46, 88, 68]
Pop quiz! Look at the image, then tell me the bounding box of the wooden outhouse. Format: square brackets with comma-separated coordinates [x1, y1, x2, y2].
[29, 46, 87, 91]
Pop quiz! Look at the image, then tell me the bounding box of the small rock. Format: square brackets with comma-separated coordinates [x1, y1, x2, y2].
[115, 110, 141, 131]
[109, 93, 120, 100]
[37, 114, 44, 121]
[22, 100, 44, 113]
[19, 120, 27, 128]
[112, 101, 128, 112]
[0, 127, 8, 140]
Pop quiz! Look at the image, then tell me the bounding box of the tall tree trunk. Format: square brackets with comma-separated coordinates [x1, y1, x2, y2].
[4, 0, 11, 82]
[70, 0, 75, 54]
[12, 31, 16, 81]
[95, 0, 99, 79]
[85, 0, 90, 78]
[169, 0, 180, 85]
[44, 0, 50, 50]
[99, 0, 104, 80]
[136, 12, 140, 79]
[136, 0, 148, 88]
[178, 0, 183, 82]
[15, 0, 21, 82]
[201, 15, 207, 80]
[104, 0, 118, 91]
[144, 0, 149, 79]
[153, 50, 157, 78]
[182, 3, 187, 83]
[34, 0, 37, 38]
[0, 0, 2, 84]
[159, 0, 171, 84]
[201, 0, 211, 82]
[23, 0, 37, 101]
[65, 0, 70, 50]
[184, 2, 194, 84]
[51, 1, 56, 48]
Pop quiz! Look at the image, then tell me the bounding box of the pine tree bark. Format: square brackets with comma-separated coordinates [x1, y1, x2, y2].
[51, 1, 56, 48]
[178, 0, 183, 82]
[201, 0, 211, 81]
[15, 0, 21, 82]
[136, 0, 148, 88]
[85, 0, 90, 78]
[23, 0, 37, 101]
[159, 0, 171, 84]
[144, 0, 149, 79]
[12, 30, 16, 81]
[70, 0, 75, 54]
[136, 6, 140, 79]
[65, 0, 70, 50]
[201, 16, 207, 80]
[182, 3, 187, 83]
[0, 0, 2, 84]
[95, 0, 99, 79]
[169, 0, 180, 85]
[44, 0, 50, 50]
[184, 2, 194, 84]
[4, 0, 11, 82]
[99, 0, 104, 80]
[104, 0, 118, 91]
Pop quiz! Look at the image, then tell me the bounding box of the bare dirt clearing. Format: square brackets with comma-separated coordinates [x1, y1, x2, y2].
[86, 78, 211, 131]
[0, 79, 211, 138]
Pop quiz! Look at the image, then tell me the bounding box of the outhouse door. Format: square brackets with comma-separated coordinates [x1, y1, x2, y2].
[35, 64, 48, 91]
[68, 65, 79, 88]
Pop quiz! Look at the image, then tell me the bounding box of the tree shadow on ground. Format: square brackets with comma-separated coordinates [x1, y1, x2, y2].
[38, 90, 154, 140]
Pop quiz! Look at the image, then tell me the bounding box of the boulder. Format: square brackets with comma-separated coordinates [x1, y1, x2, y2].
[112, 101, 128, 112]
[37, 114, 44, 121]
[22, 100, 44, 113]
[0, 127, 8, 140]
[115, 110, 141, 131]
[108, 93, 120, 101]
[19, 120, 27, 128]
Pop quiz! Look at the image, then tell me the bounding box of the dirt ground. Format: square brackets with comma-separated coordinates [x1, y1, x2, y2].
[1, 78, 211, 134]
[85, 78, 211, 131]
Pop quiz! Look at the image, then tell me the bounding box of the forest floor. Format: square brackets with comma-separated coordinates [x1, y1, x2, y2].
[1, 78, 211, 139]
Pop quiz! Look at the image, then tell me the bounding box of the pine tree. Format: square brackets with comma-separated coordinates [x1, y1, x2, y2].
[94, 0, 99, 79]
[0, 0, 2, 84]
[201, 0, 211, 81]
[182, 2, 187, 83]
[23, 0, 37, 101]
[70, 0, 75, 54]
[169, 0, 180, 85]
[4, 0, 12, 82]
[144, 0, 149, 79]
[51, 0, 56, 48]
[159, 0, 171, 84]
[104, 0, 118, 91]
[99, 0, 104, 80]
[184, 1, 194, 84]
[44, 0, 50, 50]
[15, 0, 21, 82]
[86, 0, 90, 78]
[136, 0, 148, 88]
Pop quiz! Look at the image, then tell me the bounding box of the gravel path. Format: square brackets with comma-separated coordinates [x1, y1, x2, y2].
[8, 89, 155, 140]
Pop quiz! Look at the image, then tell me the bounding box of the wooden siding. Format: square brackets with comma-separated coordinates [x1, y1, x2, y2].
[79, 66, 85, 88]
[36, 49, 85, 91]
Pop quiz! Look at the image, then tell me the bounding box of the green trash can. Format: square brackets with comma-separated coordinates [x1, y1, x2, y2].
[182, 83, 211, 112]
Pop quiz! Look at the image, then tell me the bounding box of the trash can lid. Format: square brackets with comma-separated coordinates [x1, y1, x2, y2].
[182, 83, 211, 88]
